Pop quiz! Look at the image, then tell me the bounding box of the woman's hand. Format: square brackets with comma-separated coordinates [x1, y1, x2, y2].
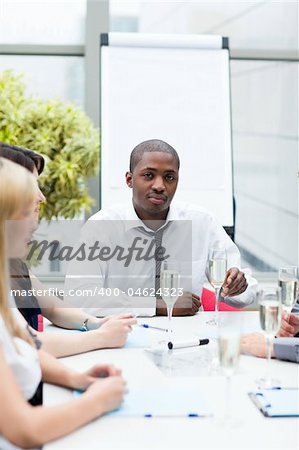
[73, 364, 122, 391]
[83, 375, 127, 416]
[96, 316, 137, 348]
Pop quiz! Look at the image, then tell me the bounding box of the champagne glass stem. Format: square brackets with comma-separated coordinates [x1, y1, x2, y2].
[215, 287, 220, 324]
[265, 334, 273, 382]
[167, 305, 174, 333]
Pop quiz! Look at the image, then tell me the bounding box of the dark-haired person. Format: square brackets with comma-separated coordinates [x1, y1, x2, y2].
[65, 139, 257, 317]
[0, 142, 136, 357]
[0, 141, 45, 175]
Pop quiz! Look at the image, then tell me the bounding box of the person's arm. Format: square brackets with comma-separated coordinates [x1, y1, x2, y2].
[30, 274, 102, 330]
[42, 306, 101, 330]
[273, 338, 299, 363]
[241, 333, 299, 363]
[241, 333, 268, 358]
[37, 315, 137, 357]
[207, 214, 258, 307]
[0, 345, 125, 449]
[38, 348, 121, 388]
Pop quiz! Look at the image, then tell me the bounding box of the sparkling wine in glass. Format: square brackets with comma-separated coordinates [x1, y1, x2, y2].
[278, 267, 298, 314]
[219, 333, 241, 377]
[217, 314, 241, 426]
[160, 261, 180, 334]
[207, 247, 227, 325]
[257, 287, 282, 388]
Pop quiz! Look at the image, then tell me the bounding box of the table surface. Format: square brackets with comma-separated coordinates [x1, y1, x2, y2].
[44, 312, 299, 450]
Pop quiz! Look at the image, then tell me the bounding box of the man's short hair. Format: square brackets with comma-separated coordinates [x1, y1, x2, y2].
[129, 139, 180, 172]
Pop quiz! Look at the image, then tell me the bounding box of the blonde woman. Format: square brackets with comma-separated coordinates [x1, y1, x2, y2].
[0, 157, 125, 449]
[0, 142, 136, 358]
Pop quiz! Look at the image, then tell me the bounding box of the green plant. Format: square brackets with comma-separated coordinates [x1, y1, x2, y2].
[0, 70, 100, 220]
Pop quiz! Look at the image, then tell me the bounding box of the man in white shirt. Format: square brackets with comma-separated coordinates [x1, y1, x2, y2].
[65, 139, 257, 316]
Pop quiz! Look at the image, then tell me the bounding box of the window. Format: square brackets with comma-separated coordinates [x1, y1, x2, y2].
[0, 0, 86, 45]
[0, 55, 84, 104]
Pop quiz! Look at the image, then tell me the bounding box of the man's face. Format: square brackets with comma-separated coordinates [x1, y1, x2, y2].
[126, 151, 179, 220]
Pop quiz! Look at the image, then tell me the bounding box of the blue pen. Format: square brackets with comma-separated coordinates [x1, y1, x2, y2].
[139, 324, 168, 332]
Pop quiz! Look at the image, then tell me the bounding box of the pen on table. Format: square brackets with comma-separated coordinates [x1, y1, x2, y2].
[139, 323, 168, 332]
[168, 339, 209, 350]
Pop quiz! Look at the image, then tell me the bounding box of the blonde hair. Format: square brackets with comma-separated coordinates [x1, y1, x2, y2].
[0, 157, 36, 341]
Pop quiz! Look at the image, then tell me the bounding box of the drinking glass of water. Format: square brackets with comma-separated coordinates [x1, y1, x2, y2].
[207, 246, 227, 325]
[278, 267, 298, 314]
[256, 287, 282, 388]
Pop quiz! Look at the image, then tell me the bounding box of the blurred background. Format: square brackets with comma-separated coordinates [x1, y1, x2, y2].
[0, 0, 298, 284]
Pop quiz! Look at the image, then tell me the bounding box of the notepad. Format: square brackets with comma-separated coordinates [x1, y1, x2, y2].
[74, 388, 212, 417]
[125, 326, 151, 348]
[249, 388, 299, 417]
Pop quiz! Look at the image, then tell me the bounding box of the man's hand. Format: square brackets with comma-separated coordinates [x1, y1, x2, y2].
[277, 312, 299, 337]
[221, 267, 247, 297]
[241, 333, 273, 358]
[156, 292, 201, 316]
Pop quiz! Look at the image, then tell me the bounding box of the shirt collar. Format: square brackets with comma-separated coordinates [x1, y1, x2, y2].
[123, 200, 180, 233]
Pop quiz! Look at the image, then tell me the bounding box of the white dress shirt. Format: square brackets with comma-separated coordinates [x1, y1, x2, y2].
[64, 201, 257, 316]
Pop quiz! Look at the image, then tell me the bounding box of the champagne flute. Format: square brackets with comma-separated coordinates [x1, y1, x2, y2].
[216, 314, 242, 426]
[207, 247, 227, 326]
[278, 267, 298, 314]
[256, 287, 282, 388]
[160, 261, 180, 335]
[218, 332, 241, 424]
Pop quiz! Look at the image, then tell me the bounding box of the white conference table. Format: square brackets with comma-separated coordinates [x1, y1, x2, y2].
[44, 312, 299, 450]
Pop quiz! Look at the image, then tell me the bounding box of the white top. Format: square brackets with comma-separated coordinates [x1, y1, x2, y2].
[64, 201, 257, 316]
[0, 313, 41, 450]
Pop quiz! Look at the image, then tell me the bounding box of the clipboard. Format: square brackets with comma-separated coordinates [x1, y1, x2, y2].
[249, 388, 299, 417]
